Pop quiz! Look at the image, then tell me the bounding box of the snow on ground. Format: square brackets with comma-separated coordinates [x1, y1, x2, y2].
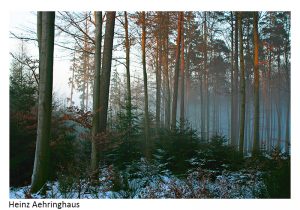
[10, 164, 267, 199]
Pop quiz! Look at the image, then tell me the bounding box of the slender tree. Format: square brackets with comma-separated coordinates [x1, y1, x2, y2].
[91, 11, 102, 176]
[31, 12, 55, 193]
[179, 20, 185, 131]
[124, 11, 132, 135]
[238, 12, 246, 156]
[204, 12, 209, 140]
[155, 12, 162, 130]
[252, 12, 260, 156]
[162, 13, 171, 129]
[171, 12, 183, 130]
[141, 11, 150, 148]
[230, 12, 235, 145]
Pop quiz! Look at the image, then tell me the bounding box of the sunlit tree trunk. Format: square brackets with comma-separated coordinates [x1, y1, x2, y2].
[31, 12, 55, 193]
[252, 12, 260, 156]
[171, 12, 183, 130]
[91, 11, 102, 177]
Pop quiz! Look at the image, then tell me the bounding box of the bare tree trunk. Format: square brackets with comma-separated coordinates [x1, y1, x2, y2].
[232, 12, 239, 148]
[142, 12, 150, 151]
[171, 12, 183, 130]
[230, 12, 236, 146]
[97, 12, 116, 168]
[91, 11, 102, 177]
[156, 12, 162, 130]
[163, 29, 171, 129]
[252, 12, 260, 156]
[238, 12, 246, 156]
[204, 12, 209, 140]
[124, 11, 132, 135]
[185, 43, 191, 119]
[180, 17, 185, 131]
[31, 12, 55, 193]
[85, 14, 90, 110]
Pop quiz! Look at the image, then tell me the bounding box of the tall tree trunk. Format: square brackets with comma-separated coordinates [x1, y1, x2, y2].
[91, 11, 102, 176]
[155, 12, 162, 130]
[230, 12, 236, 146]
[124, 11, 132, 135]
[142, 12, 150, 151]
[252, 12, 260, 156]
[163, 23, 171, 129]
[99, 11, 116, 128]
[97, 11, 116, 167]
[285, 42, 290, 153]
[266, 46, 272, 152]
[85, 14, 90, 110]
[232, 12, 239, 148]
[180, 17, 185, 131]
[204, 12, 209, 140]
[31, 12, 55, 193]
[238, 12, 246, 156]
[171, 12, 183, 130]
[185, 43, 191, 119]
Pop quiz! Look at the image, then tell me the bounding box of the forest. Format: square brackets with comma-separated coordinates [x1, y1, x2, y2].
[9, 11, 290, 199]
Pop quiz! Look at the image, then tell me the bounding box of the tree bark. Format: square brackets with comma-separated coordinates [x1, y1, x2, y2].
[124, 11, 132, 135]
[163, 30, 171, 129]
[155, 12, 162, 130]
[98, 11, 115, 132]
[252, 12, 260, 156]
[180, 16, 185, 131]
[171, 12, 183, 130]
[31, 12, 55, 193]
[238, 12, 246, 156]
[204, 12, 209, 140]
[230, 12, 236, 147]
[141, 12, 150, 150]
[91, 11, 102, 176]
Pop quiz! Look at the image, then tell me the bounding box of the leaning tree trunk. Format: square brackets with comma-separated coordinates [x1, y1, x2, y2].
[91, 11, 102, 176]
[238, 12, 246, 156]
[31, 12, 55, 193]
[252, 12, 260, 156]
[171, 12, 183, 130]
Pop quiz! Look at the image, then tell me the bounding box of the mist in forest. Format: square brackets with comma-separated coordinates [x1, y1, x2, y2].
[9, 11, 290, 199]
